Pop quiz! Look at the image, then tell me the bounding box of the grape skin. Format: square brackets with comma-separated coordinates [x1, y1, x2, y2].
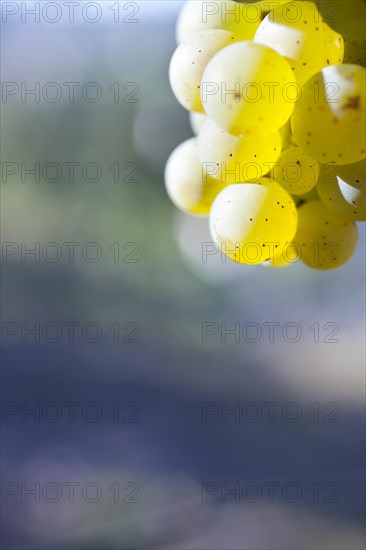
[291, 64, 366, 165]
[169, 30, 241, 113]
[198, 118, 282, 184]
[209, 179, 298, 265]
[176, 0, 265, 44]
[273, 146, 319, 195]
[295, 200, 359, 269]
[201, 41, 296, 137]
[165, 138, 225, 216]
[167, 1, 365, 271]
[323, 22, 344, 66]
[254, 1, 343, 85]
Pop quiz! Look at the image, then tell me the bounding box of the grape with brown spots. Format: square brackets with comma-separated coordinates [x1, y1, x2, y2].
[197, 118, 282, 183]
[294, 201, 359, 269]
[273, 147, 319, 195]
[291, 64, 366, 165]
[209, 179, 298, 265]
[166, 1, 365, 271]
[254, 1, 344, 85]
[169, 29, 241, 113]
[201, 41, 295, 137]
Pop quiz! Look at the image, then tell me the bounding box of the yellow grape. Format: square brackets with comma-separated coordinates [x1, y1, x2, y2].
[176, 0, 265, 44]
[197, 118, 282, 184]
[273, 146, 319, 195]
[169, 30, 240, 113]
[254, 1, 342, 85]
[295, 200, 359, 269]
[209, 179, 298, 264]
[201, 41, 295, 137]
[322, 21, 344, 66]
[291, 64, 366, 165]
[317, 162, 366, 221]
[165, 138, 225, 216]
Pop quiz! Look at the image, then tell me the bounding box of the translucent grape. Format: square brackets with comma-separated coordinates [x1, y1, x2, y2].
[291, 64, 366, 165]
[254, 1, 343, 85]
[201, 41, 295, 137]
[317, 162, 366, 221]
[176, 0, 265, 44]
[197, 118, 282, 184]
[322, 21, 344, 66]
[295, 200, 359, 269]
[169, 30, 240, 113]
[189, 111, 207, 135]
[273, 146, 319, 195]
[209, 179, 298, 264]
[165, 138, 225, 216]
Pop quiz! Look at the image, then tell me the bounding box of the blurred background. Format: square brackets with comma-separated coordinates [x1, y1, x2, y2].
[1, 1, 365, 548]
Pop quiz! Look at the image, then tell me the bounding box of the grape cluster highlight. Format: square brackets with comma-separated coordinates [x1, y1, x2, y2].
[165, 0, 366, 269]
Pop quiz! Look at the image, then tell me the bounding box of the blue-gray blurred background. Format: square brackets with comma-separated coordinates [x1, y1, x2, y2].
[1, 2, 365, 548]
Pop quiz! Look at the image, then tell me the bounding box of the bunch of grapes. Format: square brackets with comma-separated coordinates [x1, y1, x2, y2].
[165, 0, 366, 269]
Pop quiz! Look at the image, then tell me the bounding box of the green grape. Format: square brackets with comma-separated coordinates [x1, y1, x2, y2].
[176, 0, 266, 44]
[189, 111, 207, 135]
[201, 41, 295, 137]
[209, 179, 298, 264]
[295, 200, 359, 269]
[317, 162, 366, 221]
[273, 146, 319, 195]
[165, 138, 225, 216]
[197, 118, 282, 184]
[254, 1, 343, 85]
[291, 64, 366, 165]
[317, 0, 366, 41]
[344, 39, 366, 67]
[169, 30, 240, 113]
